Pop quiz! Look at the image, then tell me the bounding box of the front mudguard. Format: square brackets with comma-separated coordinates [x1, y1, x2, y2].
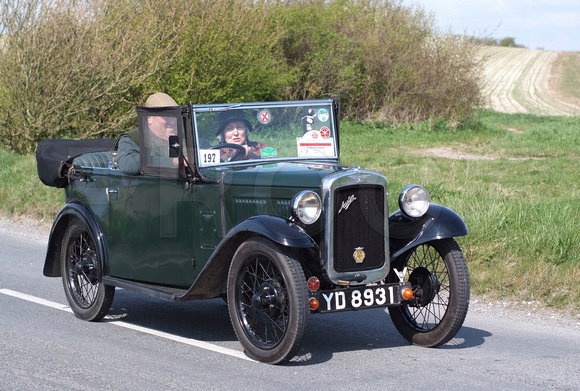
[227, 215, 318, 249]
[181, 215, 318, 300]
[389, 204, 467, 260]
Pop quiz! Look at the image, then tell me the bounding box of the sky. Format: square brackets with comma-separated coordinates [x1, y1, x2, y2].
[402, 0, 580, 51]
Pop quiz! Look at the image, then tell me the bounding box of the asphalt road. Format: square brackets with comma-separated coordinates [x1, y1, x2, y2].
[1, 226, 579, 391]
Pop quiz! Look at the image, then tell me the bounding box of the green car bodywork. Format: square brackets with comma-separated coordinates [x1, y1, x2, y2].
[64, 161, 343, 288]
[40, 99, 470, 364]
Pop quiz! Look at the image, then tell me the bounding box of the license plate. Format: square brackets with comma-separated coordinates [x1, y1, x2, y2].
[315, 284, 401, 313]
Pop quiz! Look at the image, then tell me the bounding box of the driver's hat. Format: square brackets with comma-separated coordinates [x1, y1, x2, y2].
[216, 110, 253, 138]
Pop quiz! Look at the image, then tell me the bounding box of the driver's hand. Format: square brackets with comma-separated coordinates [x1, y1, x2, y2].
[242, 144, 251, 157]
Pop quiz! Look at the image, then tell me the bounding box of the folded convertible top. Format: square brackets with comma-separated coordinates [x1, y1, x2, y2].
[36, 139, 116, 188]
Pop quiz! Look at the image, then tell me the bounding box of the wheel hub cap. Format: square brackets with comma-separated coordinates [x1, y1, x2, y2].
[409, 267, 441, 306]
[251, 281, 280, 316]
[75, 250, 98, 284]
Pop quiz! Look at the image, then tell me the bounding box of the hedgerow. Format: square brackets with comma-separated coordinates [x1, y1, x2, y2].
[0, 0, 484, 154]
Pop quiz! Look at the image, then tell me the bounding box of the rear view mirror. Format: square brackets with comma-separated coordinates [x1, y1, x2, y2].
[168, 135, 180, 158]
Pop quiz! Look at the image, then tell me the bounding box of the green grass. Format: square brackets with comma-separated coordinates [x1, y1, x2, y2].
[340, 110, 580, 311]
[0, 150, 64, 224]
[2, 109, 579, 311]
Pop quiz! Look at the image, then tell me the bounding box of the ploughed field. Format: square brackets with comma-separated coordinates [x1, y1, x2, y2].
[480, 46, 580, 116]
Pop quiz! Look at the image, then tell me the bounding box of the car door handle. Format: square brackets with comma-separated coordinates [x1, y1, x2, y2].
[106, 188, 119, 202]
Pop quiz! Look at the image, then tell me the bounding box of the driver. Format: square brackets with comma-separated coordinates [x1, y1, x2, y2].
[216, 110, 267, 160]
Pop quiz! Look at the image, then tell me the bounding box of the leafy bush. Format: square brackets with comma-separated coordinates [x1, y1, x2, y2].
[279, 0, 483, 121]
[154, 1, 291, 104]
[0, 0, 485, 154]
[0, 0, 188, 154]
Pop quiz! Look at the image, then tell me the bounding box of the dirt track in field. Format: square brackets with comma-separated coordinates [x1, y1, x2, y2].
[480, 47, 580, 116]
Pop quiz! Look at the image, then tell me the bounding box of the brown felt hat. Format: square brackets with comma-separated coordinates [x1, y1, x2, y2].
[145, 92, 177, 107]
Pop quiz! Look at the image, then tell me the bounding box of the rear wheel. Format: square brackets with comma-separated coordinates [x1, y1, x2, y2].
[227, 238, 308, 364]
[388, 238, 469, 347]
[60, 220, 114, 321]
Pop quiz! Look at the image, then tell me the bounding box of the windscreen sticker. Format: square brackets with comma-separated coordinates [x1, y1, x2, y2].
[320, 126, 330, 139]
[304, 109, 316, 132]
[297, 131, 335, 157]
[260, 147, 278, 158]
[317, 108, 329, 122]
[258, 109, 272, 124]
[199, 149, 219, 165]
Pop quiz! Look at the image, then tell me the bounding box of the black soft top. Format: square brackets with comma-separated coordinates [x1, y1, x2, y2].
[36, 138, 116, 188]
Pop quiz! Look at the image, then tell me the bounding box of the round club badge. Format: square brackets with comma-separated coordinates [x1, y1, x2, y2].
[317, 108, 329, 122]
[258, 109, 271, 124]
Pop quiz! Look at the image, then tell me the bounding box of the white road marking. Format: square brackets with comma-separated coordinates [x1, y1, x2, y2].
[0, 288, 253, 362]
[0, 289, 73, 313]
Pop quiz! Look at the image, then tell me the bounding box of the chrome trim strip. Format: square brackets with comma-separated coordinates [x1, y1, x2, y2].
[191, 99, 335, 112]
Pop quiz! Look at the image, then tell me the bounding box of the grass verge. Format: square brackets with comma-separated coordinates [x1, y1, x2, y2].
[0, 151, 64, 224]
[340, 110, 580, 312]
[2, 110, 579, 311]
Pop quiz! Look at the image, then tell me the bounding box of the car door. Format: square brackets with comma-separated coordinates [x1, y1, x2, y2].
[105, 107, 197, 287]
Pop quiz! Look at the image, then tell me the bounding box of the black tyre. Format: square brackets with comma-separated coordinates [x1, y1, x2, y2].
[227, 238, 308, 364]
[60, 220, 115, 321]
[388, 238, 469, 347]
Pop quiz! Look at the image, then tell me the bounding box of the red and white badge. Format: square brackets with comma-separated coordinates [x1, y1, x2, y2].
[258, 109, 271, 124]
[320, 126, 330, 139]
[307, 277, 320, 292]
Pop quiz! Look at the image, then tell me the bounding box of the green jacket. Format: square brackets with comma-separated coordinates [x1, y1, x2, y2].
[116, 128, 140, 175]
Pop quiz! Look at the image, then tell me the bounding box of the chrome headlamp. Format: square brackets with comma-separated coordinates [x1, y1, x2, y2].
[292, 191, 322, 225]
[399, 185, 430, 218]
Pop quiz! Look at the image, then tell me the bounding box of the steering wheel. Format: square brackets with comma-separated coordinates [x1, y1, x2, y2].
[210, 143, 246, 161]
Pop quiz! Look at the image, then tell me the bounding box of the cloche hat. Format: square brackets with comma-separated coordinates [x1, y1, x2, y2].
[216, 110, 253, 138]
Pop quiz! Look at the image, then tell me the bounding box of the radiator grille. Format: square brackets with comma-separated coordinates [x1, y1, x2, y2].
[333, 185, 385, 272]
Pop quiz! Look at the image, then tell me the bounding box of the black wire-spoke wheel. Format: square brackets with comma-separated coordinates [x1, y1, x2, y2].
[227, 238, 308, 364]
[389, 238, 469, 347]
[61, 220, 114, 321]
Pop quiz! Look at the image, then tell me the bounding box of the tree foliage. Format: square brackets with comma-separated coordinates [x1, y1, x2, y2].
[0, 0, 485, 154]
[0, 0, 188, 153]
[499, 37, 517, 47]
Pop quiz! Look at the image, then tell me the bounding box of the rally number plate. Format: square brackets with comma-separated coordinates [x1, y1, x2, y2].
[315, 284, 401, 313]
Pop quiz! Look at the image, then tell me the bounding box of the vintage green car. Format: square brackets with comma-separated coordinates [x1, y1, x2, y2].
[37, 99, 470, 364]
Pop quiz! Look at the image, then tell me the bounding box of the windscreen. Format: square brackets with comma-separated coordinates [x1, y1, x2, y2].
[193, 101, 337, 167]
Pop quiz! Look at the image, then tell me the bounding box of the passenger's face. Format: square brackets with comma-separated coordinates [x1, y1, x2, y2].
[223, 121, 248, 145]
[148, 116, 177, 140]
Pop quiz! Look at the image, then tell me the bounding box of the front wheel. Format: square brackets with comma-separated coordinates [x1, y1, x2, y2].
[227, 238, 309, 364]
[388, 238, 470, 347]
[60, 220, 115, 321]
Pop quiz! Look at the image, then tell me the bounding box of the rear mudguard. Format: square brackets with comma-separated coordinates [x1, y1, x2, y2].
[388, 204, 467, 260]
[181, 215, 318, 300]
[43, 202, 105, 277]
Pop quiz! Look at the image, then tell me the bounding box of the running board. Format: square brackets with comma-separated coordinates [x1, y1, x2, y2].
[102, 276, 189, 302]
